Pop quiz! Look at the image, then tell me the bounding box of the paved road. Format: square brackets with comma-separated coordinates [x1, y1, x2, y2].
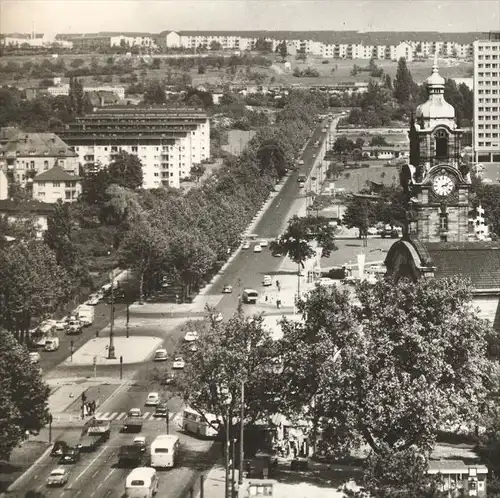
[12, 117, 340, 498]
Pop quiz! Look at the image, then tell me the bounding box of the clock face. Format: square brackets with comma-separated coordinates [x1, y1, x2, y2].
[432, 174, 455, 196]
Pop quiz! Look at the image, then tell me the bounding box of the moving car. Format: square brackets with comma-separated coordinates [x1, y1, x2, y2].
[222, 285, 233, 294]
[133, 436, 147, 452]
[187, 343, 198, 352]
[173, 356, 185, 369]
[66, 319, 83, 335]
[145, 392, 160, 406]
[154, 402, 169, 418]
[260, 240, 268, 247]
[46, 468, 69, 487]
[29, 351, 41, 364]
[122, 409, 143, 433]
[253, 244, 262, 253]
[262, 275, 272, 287]
[153, 348, 168, 362]
[51, 441, 69, 457]
[86, 295, 101, 306]
[59, 447, 80, 464]
[298, 159, 305, 165]
[55, 317, 68, 331]
[161, 372, 175, 385]
[242, 240, 250, 249]
[184, 331, 198, 342]
[44, 337, 60, 352]
[128, 408, 142, 418]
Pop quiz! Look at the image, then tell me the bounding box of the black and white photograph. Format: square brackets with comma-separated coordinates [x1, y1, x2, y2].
[0, 0, 499, 496]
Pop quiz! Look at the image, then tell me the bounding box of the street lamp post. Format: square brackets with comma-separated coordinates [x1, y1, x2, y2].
[239, 380, 245, 486]
[126, 271, 130, 339]
[108, 269, 116, 359]
[231, 438, 236, 498]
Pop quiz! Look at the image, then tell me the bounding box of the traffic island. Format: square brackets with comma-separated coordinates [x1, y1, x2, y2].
[62, 336, 163, 366]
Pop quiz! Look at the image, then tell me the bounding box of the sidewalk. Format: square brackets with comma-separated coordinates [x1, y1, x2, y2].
[198, 459, 363, 498]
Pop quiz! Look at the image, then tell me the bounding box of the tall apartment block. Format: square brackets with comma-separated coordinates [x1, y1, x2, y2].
[61, 107, 210, 189]
[473, 32, 500, 163]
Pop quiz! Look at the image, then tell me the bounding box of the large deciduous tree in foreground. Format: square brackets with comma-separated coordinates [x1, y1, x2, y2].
[0, 328, 50, 460]
[279, 276, 492, 457]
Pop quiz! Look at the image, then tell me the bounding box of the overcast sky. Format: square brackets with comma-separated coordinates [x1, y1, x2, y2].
[1, 0, 498, 36]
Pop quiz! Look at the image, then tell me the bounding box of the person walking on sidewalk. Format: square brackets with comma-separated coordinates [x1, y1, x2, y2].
[276, 280, 281, 292]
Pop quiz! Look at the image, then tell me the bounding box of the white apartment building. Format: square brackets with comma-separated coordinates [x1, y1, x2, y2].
[351, 44, 375, 59]
[62, 107, 210, 189]
[3, 33, 46, 47]
[322, 44, 336, 58]
[47, 85, 125, 99]
[110, 34, 156, 48]
[32, 165, 82, 203]
[390, 42, 413, 61]
[473, 34, 500, 163]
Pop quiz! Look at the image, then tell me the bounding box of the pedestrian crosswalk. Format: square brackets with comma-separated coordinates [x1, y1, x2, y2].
[93, 410, 176, 421]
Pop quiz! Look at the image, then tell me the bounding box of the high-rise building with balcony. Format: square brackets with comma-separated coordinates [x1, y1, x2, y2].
[61, 107, 210, 189]
[473, 32, 500, 163]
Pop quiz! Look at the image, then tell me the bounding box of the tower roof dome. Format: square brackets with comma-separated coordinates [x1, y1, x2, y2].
[416, 57, 455, 121]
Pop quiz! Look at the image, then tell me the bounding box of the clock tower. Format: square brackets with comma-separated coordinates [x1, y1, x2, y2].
[401, 60, 471, 243]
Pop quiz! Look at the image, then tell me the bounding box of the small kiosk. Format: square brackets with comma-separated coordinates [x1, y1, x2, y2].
[428, 460, 488, 497]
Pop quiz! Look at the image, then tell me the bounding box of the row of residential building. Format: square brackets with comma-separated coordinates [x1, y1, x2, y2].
[2, 30, 491, 60]
[0, 106, 211, 205]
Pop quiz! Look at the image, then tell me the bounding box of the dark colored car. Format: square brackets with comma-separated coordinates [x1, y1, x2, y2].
[51, 441, 69, 457]
[161, 371, 175, 386]
[107, 289, 126, 304]
[154, 402, 169, 418]
[59, 447, 81, 464]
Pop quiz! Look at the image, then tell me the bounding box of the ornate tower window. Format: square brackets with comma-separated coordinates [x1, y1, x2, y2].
[435, 129, 449, 161]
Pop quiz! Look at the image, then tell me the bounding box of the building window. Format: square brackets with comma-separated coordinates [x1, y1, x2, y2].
[53, 182, 60, 187]
[44, 160, 49, 170]
[435, 129, 448, 160]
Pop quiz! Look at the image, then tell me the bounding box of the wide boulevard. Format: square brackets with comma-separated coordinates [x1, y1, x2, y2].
[8, 116, 340, 498]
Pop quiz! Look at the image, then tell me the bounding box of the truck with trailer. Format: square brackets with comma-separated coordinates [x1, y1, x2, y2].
[78, 418, 111, 451]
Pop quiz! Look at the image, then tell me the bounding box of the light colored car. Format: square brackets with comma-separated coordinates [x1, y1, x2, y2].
[259, 240, 268, 247]
[133, 436, 147, 452]
[39, 320, 57, 335]
[173, 356, 185, 369]
[318, 277, 337, 287]
[242, 240, 250, 249]
[145, 392, 160, 406]
[262, 275, 272, 287]
[211, 312, 223, 323]
[222, 285, 233, 294]
[86, 295, 101, 306]
[46, 467, 69, 487]
[188, 343, 198, 352]
[298, 159, 305, 165]
[153, 348, 168, 362]
[55, 317, 68, 331]
[253, 244, 262, 253]
[184, 331, 199, 342]
[29, 352, 41, 364]
[128, 408, 142, 418]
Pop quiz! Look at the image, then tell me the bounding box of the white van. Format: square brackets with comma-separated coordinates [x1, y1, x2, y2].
[76, 305, 94, 326]
[242, 289, 258, 304]
[150, 435, 180, 468]
[125, 467, 158, 498]
[44, 337, 59, 351]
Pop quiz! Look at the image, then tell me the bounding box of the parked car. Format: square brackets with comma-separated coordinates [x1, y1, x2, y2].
[173, 356, 185, 369]
[242, 241, 250, 250]
[253, 244, 262, 253]
[222, 285, 233, 294]
[153, 348, 168, 362]
[51, 441, 69, 457]
[184, 331, 198, 342]
[259, 240, 268, 247]
[262, 275, 272, 287]
[46, 468, 69, 487]
[145, 392, 160, 406]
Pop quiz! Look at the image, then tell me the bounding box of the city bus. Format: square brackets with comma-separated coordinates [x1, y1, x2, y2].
[182, 407, 220, 438]
[150, 435, 180, 469]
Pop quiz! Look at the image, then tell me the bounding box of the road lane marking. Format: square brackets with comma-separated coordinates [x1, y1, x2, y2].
[100, 412, 110, 418]
[109, 412, 118, 419]
[116, 412, 126, 420]
[142, 411, 150, 419]
[72, 445, 108, 485]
